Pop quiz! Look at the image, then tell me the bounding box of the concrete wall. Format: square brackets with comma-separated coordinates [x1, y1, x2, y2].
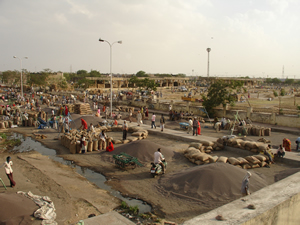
[182, 171, 300, 225]
[127, 100, 300, 128]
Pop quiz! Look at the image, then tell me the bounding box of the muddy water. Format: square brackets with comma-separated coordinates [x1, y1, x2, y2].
[10, 133, 151, 214]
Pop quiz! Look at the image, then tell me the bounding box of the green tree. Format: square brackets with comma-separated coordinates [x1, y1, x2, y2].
[129, 76, 158, 92]
[77, 70, 88, 76]
[1, 70, 20, 84]
[136, 70, 148, 77]
[284, 78, 294, 84]
[177, 73, 186, 77]
[76, 78, 93, 89]
[202, 80, 243, 116]
[280, 88, 285, 96]
[27, 72, 48, 86]
[271, 78, 282, 84]
[89, 70, 101, 77]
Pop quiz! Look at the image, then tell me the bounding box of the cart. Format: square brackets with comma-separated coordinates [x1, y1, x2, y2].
[113, 152, 143, 169]
[179, 122, 189, 129]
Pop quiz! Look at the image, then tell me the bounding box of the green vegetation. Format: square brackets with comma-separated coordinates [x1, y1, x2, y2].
[136, 70, 149, 77]
[129, 76, 158, 92]
[121, 201, 128, 209]
[265, 78, 282, 84]
[202, 80, 243, 116]
[273, 91, 278, 97]
[280, 88, 285, 96]
[0, 133, 7, 139]
[285, 78, 294, 84]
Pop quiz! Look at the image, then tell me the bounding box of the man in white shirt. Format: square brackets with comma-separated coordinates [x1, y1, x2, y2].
[154, 148, 165, 174]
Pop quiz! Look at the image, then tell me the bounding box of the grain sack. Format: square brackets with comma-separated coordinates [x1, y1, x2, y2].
[237, 157, 249, 164]
[235, 165, 242, 169]
[189, 142, 203, 149]
[251, 163, 260, 168]
[264, 128, 271, 136]
[245, 147, 251, 151]
[250, 149, 259, 153]
[69, 141, 76, 154]
[4, 121, 9, 128]
[76, 142, 81, 154]
[209, 156, 218, 163]
[193, 153, 205, 160]
[8, 121, 12, 128]
[240, 141, 246, 147]
[87, 141, 93, 152]
[206, 146, 213, 151]
[217, 138, 223, 144]
[245, 142, 256, 149]
[245, 156, 260, 164]
[242, 164, 252, 169]
[253, 155, 267, 162]
[214, 147, 221, 151]
[123, 140, 130, 144]
[217, 156, 228, 163]
[228, 157, 240, 165]
[184, 147, 198, 154]
[199, 146, 206, 152]
[189, 158, 195, 163]
[200, 140, 214, 146]
[93, 140, 98, 151]
[128, 137, 138, 142]
[233, 144, 241, 149]
[205, 150, 212, 154]
[132, 132, 143, 137]
[212, 143, 218, 149]
[28, 118, 33, 127]
[260, 161, 267, 167]
[195, 160, 202, 165]
[216, 142, 224, 149]
[198, 154, 211, 162]
[255, 128, 261, 136]
[138, 137, 143, 140]
[258, 145, 268, 152]
[231, 139, 238, 145]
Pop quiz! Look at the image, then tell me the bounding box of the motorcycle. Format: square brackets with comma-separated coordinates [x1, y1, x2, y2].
[150, 157, 167, 178]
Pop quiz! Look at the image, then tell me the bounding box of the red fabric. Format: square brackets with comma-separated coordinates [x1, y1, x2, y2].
[283, 138, 291, 151]
[197, 121, 201, 135]
[65, 107, 69, 116]
[106, 142, 114, 152]
[114, 120, 118, 125]
[103, 106, 106, 112]
[81, 119, 88, 130]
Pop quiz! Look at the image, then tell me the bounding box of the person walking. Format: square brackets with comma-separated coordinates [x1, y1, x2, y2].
[123, 121, 128, 140]
[187, 118, 193, 134]
[192, 117, 198, 136]
[80, 136, 87, 154]
[283, 138, 291, 152]
[1, 156, 16, 188]
[241, 171, 251, 196]
[160, 114, 165, 132]
[197, 118, 201, 135]
[137, 111, 142, 126]
[151, 113, 156, 129]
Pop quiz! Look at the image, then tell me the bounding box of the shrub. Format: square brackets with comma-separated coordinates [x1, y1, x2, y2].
[273, 91, 278, 97]
[280, 89, 285, 96]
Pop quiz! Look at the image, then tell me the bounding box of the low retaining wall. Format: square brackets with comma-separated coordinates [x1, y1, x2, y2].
[182, 170, 300, 225]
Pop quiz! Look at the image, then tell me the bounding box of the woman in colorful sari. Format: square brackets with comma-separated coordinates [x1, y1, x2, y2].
[283, 138, 291, 152]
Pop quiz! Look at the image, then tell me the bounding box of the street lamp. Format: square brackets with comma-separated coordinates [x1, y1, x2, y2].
[99, 38, 122, 118]
[13, 56, 28, 98]
[206, 48, 211, 78]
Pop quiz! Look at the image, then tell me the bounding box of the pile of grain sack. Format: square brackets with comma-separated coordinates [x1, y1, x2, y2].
[60, 126, 148, 154]
[184, 138, 270, 169]
[223, 123, 271, 136]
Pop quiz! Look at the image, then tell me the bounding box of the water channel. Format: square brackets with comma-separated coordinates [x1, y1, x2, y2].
[10, 133, 152, 214]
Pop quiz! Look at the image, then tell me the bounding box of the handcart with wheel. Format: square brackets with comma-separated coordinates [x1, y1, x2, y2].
[113, 152, 144, 169]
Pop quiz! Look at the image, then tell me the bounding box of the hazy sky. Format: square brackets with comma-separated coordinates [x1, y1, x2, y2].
[1, 0, 299, 78]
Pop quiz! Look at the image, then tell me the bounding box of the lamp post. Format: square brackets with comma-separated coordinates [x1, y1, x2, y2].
[206, 48, 211, 78]
[13, 56, 28, 98]
[99, 38, 122, 118]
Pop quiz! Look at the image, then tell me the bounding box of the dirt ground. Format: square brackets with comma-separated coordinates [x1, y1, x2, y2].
[1, 115, 299, 224]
